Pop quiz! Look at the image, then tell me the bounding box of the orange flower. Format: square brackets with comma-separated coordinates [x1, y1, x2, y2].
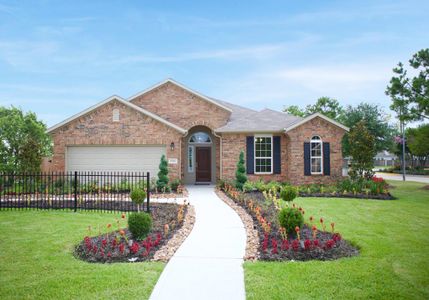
[119, 229, 126, 236]
[312, 225, 317, 231]
[107, 224, 112, 228]
[309, 216, 314, 222]
[320, 217, 324, 223]
[295, 226, 300, 233]
[121, 213, 126, 219]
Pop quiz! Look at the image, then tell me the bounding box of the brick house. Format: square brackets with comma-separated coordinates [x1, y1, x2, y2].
[47, 78, 349, 185]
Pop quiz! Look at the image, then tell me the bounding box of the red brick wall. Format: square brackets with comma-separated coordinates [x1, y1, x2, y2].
[50, 100, 183, 179]
[220, 117, 346, 184]
[130, 82, 231, 130]
[286, 116, 346, 185]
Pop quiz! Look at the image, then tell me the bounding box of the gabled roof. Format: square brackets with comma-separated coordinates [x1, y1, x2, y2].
[128, 78, 233, 112]
[215, 108, 302, 133]
[47, 95, 187, 134]
[284, 112, 349, 132]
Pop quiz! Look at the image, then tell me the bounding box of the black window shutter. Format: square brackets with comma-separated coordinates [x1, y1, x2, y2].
[304, 142, 311, 176]
[246, 136, 254, 174]
[273, 136, 281, 174]
[323, 142, 331, 176]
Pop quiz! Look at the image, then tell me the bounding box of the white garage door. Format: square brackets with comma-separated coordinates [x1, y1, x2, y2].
[66, 146, 166, 175]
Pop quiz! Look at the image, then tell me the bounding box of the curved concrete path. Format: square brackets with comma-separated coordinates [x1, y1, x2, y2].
[150, 185, 246, 300]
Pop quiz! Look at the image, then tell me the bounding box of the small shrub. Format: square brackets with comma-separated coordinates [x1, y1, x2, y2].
[278, 207, 304, 235]
[156, 155, 169, 191]
[130, 188, 147, 212]
[170, 179, 181, 192]
[128, 212, 152, 240]
[280, 186, 297, 202]
[254, 180, 266, 192]
[266, 181, 282, 193]
[242, 181, 255, 193]
[235, 151, 247, 190]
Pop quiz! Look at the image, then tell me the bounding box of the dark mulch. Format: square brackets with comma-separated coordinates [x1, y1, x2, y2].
[227, 191, 359, 261]
[74, 203, 186, 263]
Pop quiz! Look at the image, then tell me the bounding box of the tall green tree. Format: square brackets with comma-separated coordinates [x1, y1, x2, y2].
[348, 121, 376, 180]
[340, 103, 397, 157]
[0, 106, 51, 173]
[283, 97, 344, 120]
[283, 105, 306, 117]
[406, 124, 429, 167]
[305, 97, 344, 120]
[386, 48, 429, 122]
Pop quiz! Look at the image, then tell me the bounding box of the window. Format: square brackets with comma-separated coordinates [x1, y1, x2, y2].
[310, 136, 323, 174]
[188, 145, 194, 173]
[189, 132, 212, 144]
[112, 108, 120, 122]
[254, 135, 272, 174]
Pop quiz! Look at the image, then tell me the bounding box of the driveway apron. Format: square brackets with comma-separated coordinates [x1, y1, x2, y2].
[149, 185, 246, 300]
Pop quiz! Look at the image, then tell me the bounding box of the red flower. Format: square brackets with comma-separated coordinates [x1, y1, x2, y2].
[107, 252, 112, 258]
[313, 239, 320, 247]
[130, 242, 140, 254]
[291, 239, 300, 251]
[304, 239, 312, 250]
[102, 239, 107, 247]
[271, 238, 278, 254]
[332, 233, 342, 242]
[295, 226, 300, 233]
[325, 239, 335, 249]
[281, 239, 289, 251]
[312, 225, 317, 231]
[119, 243, 125, 253]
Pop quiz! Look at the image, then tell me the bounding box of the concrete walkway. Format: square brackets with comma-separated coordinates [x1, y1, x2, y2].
[149, 185, 246, 300]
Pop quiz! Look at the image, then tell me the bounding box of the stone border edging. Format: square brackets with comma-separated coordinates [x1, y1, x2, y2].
[215, 189, 260, 261]
[152, 205, 196, 262]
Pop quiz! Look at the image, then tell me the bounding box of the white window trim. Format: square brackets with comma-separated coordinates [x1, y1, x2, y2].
[254, 134, 273, 175]
[188, 132, 212, 144]
[188, 145, 194, 173]
[310, 136, 323, 175]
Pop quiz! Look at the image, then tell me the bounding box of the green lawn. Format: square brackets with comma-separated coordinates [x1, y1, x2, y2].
[244, 181, 429, 299]
[0, 210, 164, 299]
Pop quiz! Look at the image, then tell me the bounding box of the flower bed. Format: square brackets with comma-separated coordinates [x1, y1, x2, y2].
[239, 176, 394, 200]
[220, 185, 359, 261]
[75, 202, 189, 263]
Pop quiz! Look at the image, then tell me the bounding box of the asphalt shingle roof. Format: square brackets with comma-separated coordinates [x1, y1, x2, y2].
[211, 98, 303, 132]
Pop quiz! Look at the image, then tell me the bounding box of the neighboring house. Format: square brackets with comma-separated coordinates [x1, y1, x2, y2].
[374, 151, 398, 167]
[47, 79, 349, 185]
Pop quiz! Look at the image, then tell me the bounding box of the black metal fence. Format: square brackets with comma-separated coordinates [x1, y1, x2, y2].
[0, 171, 150, 213]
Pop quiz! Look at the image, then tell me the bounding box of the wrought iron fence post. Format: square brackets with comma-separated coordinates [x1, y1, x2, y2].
[146, 172, 150, 213]
[74, 171, 78, 212]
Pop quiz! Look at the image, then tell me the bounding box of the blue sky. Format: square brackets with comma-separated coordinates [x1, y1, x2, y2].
[1, 0, 428, 127]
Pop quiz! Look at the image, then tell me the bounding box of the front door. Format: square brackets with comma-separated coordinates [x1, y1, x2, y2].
[196, 147, 211, 182]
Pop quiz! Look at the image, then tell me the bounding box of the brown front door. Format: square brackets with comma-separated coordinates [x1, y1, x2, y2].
[196, 147, 211, 182]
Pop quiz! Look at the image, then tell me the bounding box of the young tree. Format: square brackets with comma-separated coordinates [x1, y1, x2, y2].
[0, 106, 52, 173]
[156, 155, 169, 191]
[348, 121, 376, 180]
[235, 151, 247, 190]
[340, 103, 397, 157]
[386, 48, 429, 122]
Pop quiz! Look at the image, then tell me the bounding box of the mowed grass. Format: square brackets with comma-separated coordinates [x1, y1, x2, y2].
[244, 181, 429, 299]
[0, 210, 164, 299]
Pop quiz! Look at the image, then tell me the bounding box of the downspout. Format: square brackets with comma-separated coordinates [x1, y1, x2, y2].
[180, 131, 188, 181]
[212, 130, 222, 180]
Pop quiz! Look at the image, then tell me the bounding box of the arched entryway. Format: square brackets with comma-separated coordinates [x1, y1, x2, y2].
[183, 126, 217, 184]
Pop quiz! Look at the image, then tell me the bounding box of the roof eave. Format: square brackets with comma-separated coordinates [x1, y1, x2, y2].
[47, 95, 187, 134]
[284, 113, 349, 133]
[127, 78, 233, 113]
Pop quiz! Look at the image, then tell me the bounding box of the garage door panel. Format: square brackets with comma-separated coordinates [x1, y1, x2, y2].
[66, 146, 166, 175]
